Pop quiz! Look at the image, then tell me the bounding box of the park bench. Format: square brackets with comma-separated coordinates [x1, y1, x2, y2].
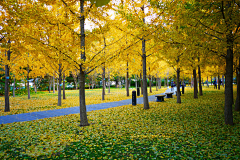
[155, 95, 165, 102]
[175, 91, 182, 96]
[165, 92, 174, 98]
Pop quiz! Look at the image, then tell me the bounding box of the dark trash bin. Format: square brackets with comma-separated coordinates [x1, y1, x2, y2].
[132, 91, 137, 105]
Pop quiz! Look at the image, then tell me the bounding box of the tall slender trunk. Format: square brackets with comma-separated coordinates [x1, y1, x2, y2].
[49, 75, 51, 93]
[159, 77, 161, 89]
[33, 78, 37, 93]
[235, 57, 240, 111]
[222, 75, 224, 87]
[13, 75, 15, 97]
[126, 62, 129, 96]
[211, 76, 212, 85]
[57, 79, 59, 93]
[164, 77, 166, 87]
[149, 75, 152, 93]
[108, 70, 110, 93]
[27, 66, 30, 99]
[63, 72, 66, 99]
[4, 47, 11, 112]
[53, 73, 55, 93]
[156, 77, 158, 91]
[79, 0, 89, 126]
[167, 76, 169, 87]
[193, 69, 198, 99]
[140, 73, 143, 95]
[224, 26, 234, 125]
[177, 68, 181, 103]
[135, 74, 137, 90]
[191, 75, 193, 88]
[102, 65, 105, 100]
[198, 60, 203, 96]
[58, 64, 62, 106]
[218, 74, 220, 90]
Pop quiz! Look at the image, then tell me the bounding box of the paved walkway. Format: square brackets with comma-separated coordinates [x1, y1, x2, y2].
[0, 87, 176, 124]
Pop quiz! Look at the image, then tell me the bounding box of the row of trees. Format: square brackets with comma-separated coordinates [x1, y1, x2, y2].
[1, 0, 239, 126]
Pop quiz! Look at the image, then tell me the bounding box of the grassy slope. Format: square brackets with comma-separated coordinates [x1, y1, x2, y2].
[0, 85, 239, 159]
[0, 87, 166, 116]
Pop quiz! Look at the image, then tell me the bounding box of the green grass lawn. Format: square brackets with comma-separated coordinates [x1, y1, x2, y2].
[0, 87, 166, 116]
[0, 86, 239, 159]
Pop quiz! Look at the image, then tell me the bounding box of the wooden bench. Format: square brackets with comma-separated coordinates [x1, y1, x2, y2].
[175, 91, 182, 96]
[165, 92, 174, 98]
[155, 95, 165, 102]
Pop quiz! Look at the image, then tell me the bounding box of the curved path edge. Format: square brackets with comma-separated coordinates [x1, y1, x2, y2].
[0, 88, 175, 124]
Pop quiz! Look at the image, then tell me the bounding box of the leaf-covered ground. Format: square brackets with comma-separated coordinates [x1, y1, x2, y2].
[0, 86, 239, 159]
[0, 87, 165, 116]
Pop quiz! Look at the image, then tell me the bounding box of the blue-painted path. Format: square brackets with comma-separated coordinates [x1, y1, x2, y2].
[0, 87, 176, 124]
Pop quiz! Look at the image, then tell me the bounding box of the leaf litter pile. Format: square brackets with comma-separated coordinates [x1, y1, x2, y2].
[0, 86, 240, 159]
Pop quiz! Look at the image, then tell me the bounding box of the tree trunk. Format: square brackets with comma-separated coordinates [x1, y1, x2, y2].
[108, 70, 110, 93]
[177, 68, 181, 103]
[57, 78, 59, 93]
[164, 77, 166, 87]
[27, 66, 30, 99]
[222, 75, 224, 87]
[235, 58, 240, 111]
[191, 75, 193, 88]
[142, 42, 149, 109]
[135, 75, 137, 90]
[149, 76, 152, 93]
[198, 61, 203, 96]
[159, 77, 161, 89]
[140, 73, 143, 95]
[33, 78, 37, 93]
[13, 75, 15, 97]
[218, 74, 221, 90]
[211, 76, 212, 85]
[156, 77, 158, 91]
[4, 48, 10, 112]
[58, 64, 62, 106]
[193, 69, 198, 99]
[53, 73, 55, 93]
[102, 65, 105, 100]
[167, 76, 169, 87]
[79, 68, 89, 126]
[224, 30, 234, 125]
[63, 72, 66, 99]
[49, 75, 51, 93]
[126, 62, 129, 96]
[79, 0, 89, 127]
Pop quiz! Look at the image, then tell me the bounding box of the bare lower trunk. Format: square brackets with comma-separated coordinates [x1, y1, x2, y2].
[218, 74, 220, 90]
[211, 76, 212, 85]
[193, 69, 198, 99]
[79, 68, 89, 126]
[53, 74, 55, 93]
[13, 75, 15, 97]
[222, 75, 224, 87]
[177, 68, 181, 103]
[108, 70, 110, 93]
[27, 67, 30, 99]
[140, 73, 143, 95]
[149, 76, 152, 93]
[167, 76, 169, 87]
[102, 65, 105, 100]
[57, 79, 59, 93]
[224, 31, 233, 125]
[156, 77, 158, 91]
[33, 79, 37, 93]
[142, 42, 149, 109]
[58, 64, 62, 106]
[235, 59, 240, 111]
[159, 77, 161, 89]
[126, 62, 129, 96]
[49, 75, 51, 93]
[191, 75, 193, 88]
[198, 62, 203, 96]
[63, 72, 66, 99]
[4, 50, 10, 112]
